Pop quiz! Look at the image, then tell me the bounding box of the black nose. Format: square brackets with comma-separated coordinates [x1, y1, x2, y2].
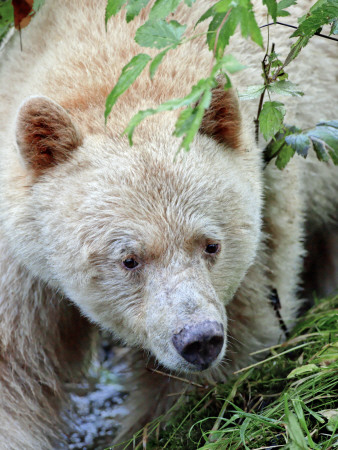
[172, 320, 224, 371]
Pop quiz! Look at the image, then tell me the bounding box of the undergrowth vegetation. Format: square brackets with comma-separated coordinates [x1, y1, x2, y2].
[116, 295, 337, 449]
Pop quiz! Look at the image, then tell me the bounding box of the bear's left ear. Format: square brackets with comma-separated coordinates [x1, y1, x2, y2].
[16, 96, 83, 175]
[199, 83, 242, 151]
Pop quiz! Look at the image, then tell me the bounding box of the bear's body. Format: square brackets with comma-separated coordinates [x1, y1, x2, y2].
[0, 0, 337, 448]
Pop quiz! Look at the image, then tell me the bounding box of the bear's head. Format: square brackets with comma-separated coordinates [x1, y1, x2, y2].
[8, 92, 262, 373]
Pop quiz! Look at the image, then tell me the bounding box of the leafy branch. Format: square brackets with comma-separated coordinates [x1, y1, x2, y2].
[104, 0, 337, 165]
[105, 0, 265, 151]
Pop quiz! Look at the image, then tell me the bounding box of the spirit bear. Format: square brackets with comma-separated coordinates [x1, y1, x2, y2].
[0, 0, 337, 448]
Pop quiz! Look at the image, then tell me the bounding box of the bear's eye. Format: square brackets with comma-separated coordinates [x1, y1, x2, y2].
[205, 243, 220, 254]
[123, 257, 139, 270]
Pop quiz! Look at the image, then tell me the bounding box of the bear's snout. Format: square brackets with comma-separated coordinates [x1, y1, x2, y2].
[172, 320, 224, 371]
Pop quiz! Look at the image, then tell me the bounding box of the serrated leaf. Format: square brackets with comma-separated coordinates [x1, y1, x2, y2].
[276, 142, 295, 169]
[239, 84, 265, 100]
[105, 0, 127, 25]
[277, 0, 296, 17]
[311, 138, 330, 161]
[135, 19, 186, 49]
[268, 80, 303, 97]
[206, 11, 238, 58]
[149, 0, 181, 20]
[285, 133, 310, 157]
[149, 46, 174, 79]
[126, 0, 150, 22]
[287, 364, 320, 378]
[291, 0, 338, 38]
[105, 53, 151, 122]
[283, 36, 310, 67]
[264, 125, 300, 166]
[263, 0, 277, 22]
[239, 1, 264, 48]
[200, 0, 263, 58]
[259, 101, 285, 141]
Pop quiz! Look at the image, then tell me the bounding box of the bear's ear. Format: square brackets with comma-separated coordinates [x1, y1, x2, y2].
[199, 84, 242, 151]
[16, 96, 83, 175]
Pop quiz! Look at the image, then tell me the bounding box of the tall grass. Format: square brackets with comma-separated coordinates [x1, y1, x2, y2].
[114, 295, 337, 449]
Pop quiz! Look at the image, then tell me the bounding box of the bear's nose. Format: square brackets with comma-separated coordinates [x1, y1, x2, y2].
[172, 320, 224, 371]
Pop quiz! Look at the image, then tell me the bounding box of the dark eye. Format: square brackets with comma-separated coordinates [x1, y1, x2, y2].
[205, 243, 220, 254]
[123, 257, 139, 270]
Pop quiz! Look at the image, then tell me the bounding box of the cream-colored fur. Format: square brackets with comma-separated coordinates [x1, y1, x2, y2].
[0, 0, 337, 448]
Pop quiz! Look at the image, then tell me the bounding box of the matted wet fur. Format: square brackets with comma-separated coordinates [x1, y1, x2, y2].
[0, 0, 337, 448]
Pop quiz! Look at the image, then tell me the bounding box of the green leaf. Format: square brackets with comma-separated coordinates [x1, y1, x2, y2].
[149, 46, 175, 79]
[285, 133, 310, 157]
[184, 0, 196, 5]
[259, 101, 285, 141]
[105, 0, 128, 25]
[307, 121, 338, 164]
[276, 142, 295, 169]
[263, 0, 277, 22]
[135, 19, 186, 49]
[268, 80, 304, 97]
[283, 36, 310, 67]
[287, 364, 320, 378]
[201, 0, 263, 58]
[291, 0, 338, 38]
[238, 1, 264, 48]
[263, 125, 300, 166]
[105, 53, 151, 122]
[174, 88, 213, 151]
[206, 11, 238, 58]
[124, 77, 216, 145]
[277, 0, 297, 17]
[0, 0, 13, 41]
[149, 0, 181, 20]
[126, 0, 150, 22]
[311, 138, 330, 162]
[217, 54, 246, 74]
[239, 84, 265, 100]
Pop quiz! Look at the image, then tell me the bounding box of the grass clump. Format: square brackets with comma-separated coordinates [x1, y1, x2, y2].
[119, 295, 337, 449]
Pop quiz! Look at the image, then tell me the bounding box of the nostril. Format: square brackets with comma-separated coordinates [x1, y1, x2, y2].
[172, 320, 224, 371]
[209, 335, 223, 348]
[182, 341, 202, 358]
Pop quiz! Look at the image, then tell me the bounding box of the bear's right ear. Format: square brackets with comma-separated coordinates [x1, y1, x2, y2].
[16, 96, 83, 175]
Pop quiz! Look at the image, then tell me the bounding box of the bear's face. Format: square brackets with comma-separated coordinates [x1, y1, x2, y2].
[9, 96, 262, 373]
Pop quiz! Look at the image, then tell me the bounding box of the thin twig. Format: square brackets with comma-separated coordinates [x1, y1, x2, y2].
[146, 367, 206, 388]
[260, 21, 338, 42]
